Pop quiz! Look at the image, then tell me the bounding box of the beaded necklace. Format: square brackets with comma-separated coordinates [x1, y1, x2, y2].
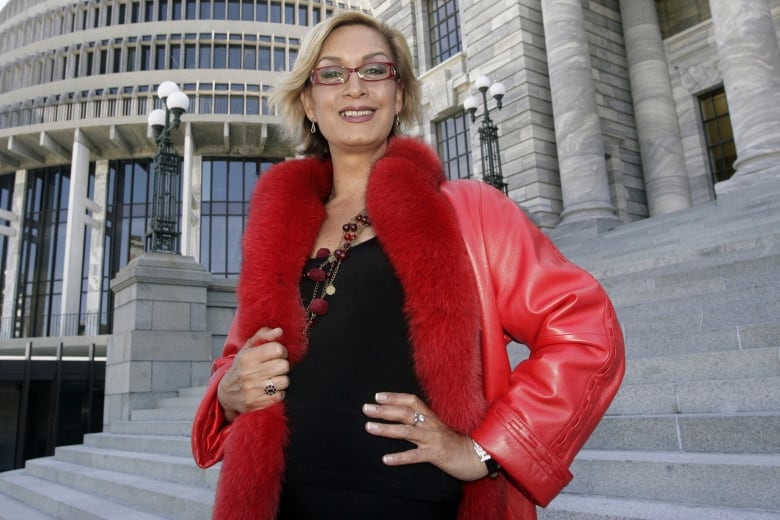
[303, 209, 372, 335]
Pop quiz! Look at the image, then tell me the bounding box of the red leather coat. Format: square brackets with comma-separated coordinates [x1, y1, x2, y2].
[191, 137, 625, 519]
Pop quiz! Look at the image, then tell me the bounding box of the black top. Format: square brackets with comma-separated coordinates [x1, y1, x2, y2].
[277, 238, 461, 519]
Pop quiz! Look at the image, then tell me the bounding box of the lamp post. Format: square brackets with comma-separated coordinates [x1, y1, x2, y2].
[464, 76, 508, 194]
[146, 81, 189, 254]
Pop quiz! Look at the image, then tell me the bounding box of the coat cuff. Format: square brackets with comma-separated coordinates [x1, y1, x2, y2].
[471, 403, 573, 507]
[191, 364, 232, 468]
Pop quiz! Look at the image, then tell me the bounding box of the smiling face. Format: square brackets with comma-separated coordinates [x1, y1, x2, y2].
[300, 24, 404, 160]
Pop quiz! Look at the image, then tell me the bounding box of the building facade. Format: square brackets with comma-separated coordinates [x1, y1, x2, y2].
[1, 0, 780, 469]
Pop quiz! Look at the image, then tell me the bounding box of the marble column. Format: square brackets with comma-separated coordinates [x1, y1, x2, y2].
[710, 0, 780, 182]
[541, 0, 618, 224]
[621, 0, 691, 216]
[180, 121, 195, 258]
[0, 170, 26, 339]
[59, 129, 91, 336]
[84, 160, 108, 336]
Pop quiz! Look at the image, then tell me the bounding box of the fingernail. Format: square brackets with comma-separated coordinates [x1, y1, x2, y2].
[383, 455, 394, 464]
[363, 404, 377, 413]
[365, 422, 379, 432]
[375, 392, 388, 402]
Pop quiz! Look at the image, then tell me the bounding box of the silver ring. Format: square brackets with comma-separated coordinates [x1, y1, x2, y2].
[412, 411, 425, 427]
[264, 379, 278, 396]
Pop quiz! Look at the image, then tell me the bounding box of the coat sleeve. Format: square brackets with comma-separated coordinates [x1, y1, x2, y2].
[191, 314, 244, 468]
[459, 183, 625, 507]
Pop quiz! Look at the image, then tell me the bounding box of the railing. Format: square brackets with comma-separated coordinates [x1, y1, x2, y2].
[0, 312, 110, 340]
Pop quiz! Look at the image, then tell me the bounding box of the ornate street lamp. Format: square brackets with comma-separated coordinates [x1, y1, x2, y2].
[146, 81, 189, 253]
[464, 76, 508, 194]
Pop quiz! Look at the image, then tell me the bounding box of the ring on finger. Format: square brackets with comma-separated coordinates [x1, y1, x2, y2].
[264, 378, 278, 396]
[412, 411, 425, 427]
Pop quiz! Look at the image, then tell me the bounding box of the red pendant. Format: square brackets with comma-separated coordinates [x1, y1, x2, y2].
[309, 298, 329, 316]
[306, 267, 327, 282]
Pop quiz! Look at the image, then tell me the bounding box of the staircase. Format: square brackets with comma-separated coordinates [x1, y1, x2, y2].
[0, 387, 218, 519]
[0, 175, 778, 519]
[540, 175, 780, 519]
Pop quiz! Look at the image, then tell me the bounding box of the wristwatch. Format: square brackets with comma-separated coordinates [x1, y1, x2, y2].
[471, 438, 501, 478]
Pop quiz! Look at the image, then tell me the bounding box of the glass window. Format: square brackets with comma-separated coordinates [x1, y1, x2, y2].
[228, 0, 240, 19]
[172, 0, 183, 20]
[270, 2, 281, 22]
[16, 167, 70, 338]
[428, 0, 462, 66]
[184, 44, 196, 68]
[699, 87, 736, 184]
[158, 0, 169, 21]
[242, 0, 254, 20]
[170, 45, 181, 68]
[285, 4, 294, 24]
[200, 0, 212, 19]
[214, 0, 226, 19]
[228, 45, 241, 69]
[140, 45, 151, 70]
[214, 44, 227, 68]
[298, 5, 308, 26]
[145, 0, 154, 22]
[0, 174, 14, 324]
[200, 158, 278, 278]
[259, 46, 271, 70]
[273, 47, 284, 71]
[243, 47, 256, 69]
[256, 1, 268, 21]
[155, 44, 166, 69]
[199, 45, 212, 68]
[127, 46, 137, 71]
[186, 0, 197, 19]
[435, 112, 472, 181]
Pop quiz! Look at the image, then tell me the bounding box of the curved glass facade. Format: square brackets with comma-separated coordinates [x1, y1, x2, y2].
[0, 0, 369, 338]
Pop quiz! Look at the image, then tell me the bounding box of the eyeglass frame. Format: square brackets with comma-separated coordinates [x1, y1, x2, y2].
[309, 62, 398, 86]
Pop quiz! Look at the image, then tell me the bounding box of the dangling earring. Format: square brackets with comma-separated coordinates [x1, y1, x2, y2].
[395, 113, 400, 127]
[310, 120, 317, 134]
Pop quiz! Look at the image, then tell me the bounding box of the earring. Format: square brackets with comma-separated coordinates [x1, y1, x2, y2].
[395, 113, 400, 127]
[310, 120, 317, 134]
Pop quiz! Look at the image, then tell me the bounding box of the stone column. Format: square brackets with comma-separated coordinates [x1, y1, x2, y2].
[0, 170, 26, 339]
[620, 0, 691, 216]
[59, 129, 91, 336]
[104, 253, 213, 426]
[180, 121, 195, 258]
[710, 0, 780, 186]
[541, 0, 618, 225]
[83, 160, 108, 336]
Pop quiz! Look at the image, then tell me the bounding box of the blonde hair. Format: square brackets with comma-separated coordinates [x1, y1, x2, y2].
[269, 11, 421, 158]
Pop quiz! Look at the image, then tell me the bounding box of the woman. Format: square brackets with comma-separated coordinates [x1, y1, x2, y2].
[192, 10, 625, 520]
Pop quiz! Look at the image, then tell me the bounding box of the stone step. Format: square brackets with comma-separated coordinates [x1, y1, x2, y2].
[53, 445, 219, 490]
[607, 376, 780, 415]
[539, 493, 780, 519]
[567, 450, 780, 511]
[586, 412, 780, 454]
[622, 323, 778, 360]
[131, 407, 198, 422]
[0, 470, 164, 520]
[22, 458, 212, 520]
[0, 491, 56, 520]
[176, 386, 207, 398]
[157, 395, 202, 409]
[599, 254, 780, 293]
[110, 419, 193, 436]
[567, 232, 780, 278]
[606, 269, 780, 309]
[623, 347, 779, 385]
[84, 432, 194, 458]
[619, 300, 780, 338]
